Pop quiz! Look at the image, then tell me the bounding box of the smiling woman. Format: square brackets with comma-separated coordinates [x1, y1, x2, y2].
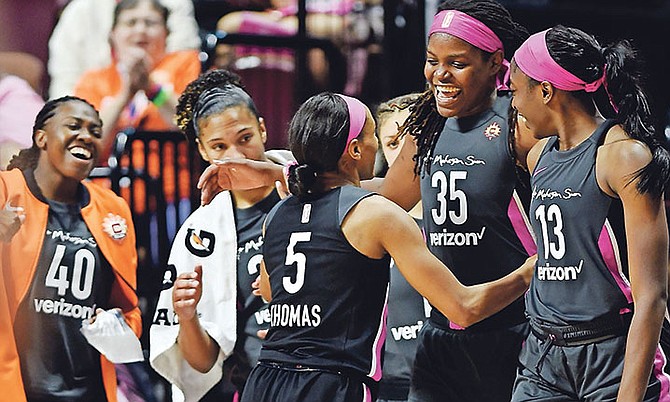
[0, 96, 141, 402]
[73, 0, 200, 160]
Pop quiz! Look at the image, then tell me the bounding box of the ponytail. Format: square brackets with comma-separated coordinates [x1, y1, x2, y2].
[286, 163, 319, 197]
[287, 93, 350, 199]
[602, 40, 670, 197]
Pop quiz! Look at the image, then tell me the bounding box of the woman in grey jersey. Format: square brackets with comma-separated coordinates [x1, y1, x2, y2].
[149, 69, 291, 401]
[375, 93, 427, 402]
[196, 5, 534, 399]
[241, 92, 535, 402]
[509, 25, 670, 401]
[0, 96, 141, 402]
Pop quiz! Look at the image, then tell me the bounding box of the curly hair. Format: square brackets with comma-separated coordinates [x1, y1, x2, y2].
[175, 69, 254, 144]
[7, 96, 98, 171]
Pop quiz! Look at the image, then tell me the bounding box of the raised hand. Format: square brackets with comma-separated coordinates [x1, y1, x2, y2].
[0, 203, 25, 242]
[172, 265, 203, 322]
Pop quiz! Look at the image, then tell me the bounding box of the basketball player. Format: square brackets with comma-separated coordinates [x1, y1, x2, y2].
[196, 2, 535, 400]
[509, 25, 670, 401]
[239, 92, 535, 402]
[0, 96, 140, 402]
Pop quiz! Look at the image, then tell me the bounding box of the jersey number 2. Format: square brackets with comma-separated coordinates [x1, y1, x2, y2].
[283, 232, 312, 294]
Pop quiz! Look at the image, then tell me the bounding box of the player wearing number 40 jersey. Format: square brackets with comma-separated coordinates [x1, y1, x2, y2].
[240, 92, 536, 402]
[0, 96, 140, 402]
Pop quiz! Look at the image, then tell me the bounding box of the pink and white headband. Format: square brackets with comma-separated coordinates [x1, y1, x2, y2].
[335, 94, 367, 157]
[429, 10, 509, 90]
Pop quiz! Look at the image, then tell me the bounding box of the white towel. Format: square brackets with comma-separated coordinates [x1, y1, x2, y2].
[149, 191, 238, 402]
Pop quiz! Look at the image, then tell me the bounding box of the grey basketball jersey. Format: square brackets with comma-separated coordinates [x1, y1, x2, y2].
[526, 119, 630, 325]
[260, 186, 390, 382]
[420, 94, 535, 330]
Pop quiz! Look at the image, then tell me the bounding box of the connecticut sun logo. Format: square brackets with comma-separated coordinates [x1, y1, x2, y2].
[484, 122, 501, 140]
[102, 213, 127, 240]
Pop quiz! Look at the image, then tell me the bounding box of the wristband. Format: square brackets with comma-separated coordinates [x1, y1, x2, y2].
[147, 84, 170, 108]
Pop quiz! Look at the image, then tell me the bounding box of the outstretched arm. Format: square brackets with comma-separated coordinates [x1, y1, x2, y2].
[198, 159, 286, 205]
[344, 196, 535, 327]
[361, 134, 421, 211]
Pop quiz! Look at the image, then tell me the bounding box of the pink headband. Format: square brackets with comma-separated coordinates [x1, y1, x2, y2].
[336, 94, 368, 157]
[428, 10, 509, 90]
[514, 29, 605, 93]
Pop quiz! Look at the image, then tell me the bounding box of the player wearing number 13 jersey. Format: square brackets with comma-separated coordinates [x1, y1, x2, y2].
[0, 97, 140, 402]
[509, 26, 670, 401]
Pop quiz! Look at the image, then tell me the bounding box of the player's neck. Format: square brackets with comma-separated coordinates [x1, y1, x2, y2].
[232, 185, 274, 209]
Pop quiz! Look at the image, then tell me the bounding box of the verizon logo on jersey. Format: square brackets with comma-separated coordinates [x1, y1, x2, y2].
[33, 297, 96, 320]
[429, 227, 485, 247]
[390, 320, 424, 341]
[537, 260, 584, 281]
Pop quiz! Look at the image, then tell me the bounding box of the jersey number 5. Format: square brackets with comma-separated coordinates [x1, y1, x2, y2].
[283, 232, 312, 294]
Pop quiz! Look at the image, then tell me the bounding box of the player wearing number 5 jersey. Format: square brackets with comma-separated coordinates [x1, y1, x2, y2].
[240, 92, 536, 402]
[0, 96, 140, 402]
[509, 26, 670, 401]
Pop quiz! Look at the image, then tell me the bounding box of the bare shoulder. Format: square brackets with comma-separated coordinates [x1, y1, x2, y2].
[350, 194, 407, 221]
[599, 125, 652, 174]
[344, 194, 417, 236]
[342, 194, 415, 259]
[527, 138, 551, 173]
[596, 125, 653, 196]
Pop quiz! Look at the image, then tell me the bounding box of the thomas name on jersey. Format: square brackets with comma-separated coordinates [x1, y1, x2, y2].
[270, 303, 322, 327]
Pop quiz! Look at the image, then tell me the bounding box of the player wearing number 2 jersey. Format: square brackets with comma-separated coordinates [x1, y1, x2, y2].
[0, 96, 140, 402]
[239, 92, 535, 402]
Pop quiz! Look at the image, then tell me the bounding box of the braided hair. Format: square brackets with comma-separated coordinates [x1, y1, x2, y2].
[7, 96, 98, 171]
[544, 25, 670, 197]
[402, 0, 529, 176]
[175, 69, 259, 144]
[377, 92, 422, 141]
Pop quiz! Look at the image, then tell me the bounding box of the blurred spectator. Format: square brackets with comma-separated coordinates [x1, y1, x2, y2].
[73, 0, 201, 160]
[0, 72, 45, 169]
[48, 0, 201, 99]
[216, 0, 373, 94]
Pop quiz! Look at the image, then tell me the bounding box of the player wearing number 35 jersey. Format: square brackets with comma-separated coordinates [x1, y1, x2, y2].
[239, 93, 535, 402]
[0, 97, 140, 402]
